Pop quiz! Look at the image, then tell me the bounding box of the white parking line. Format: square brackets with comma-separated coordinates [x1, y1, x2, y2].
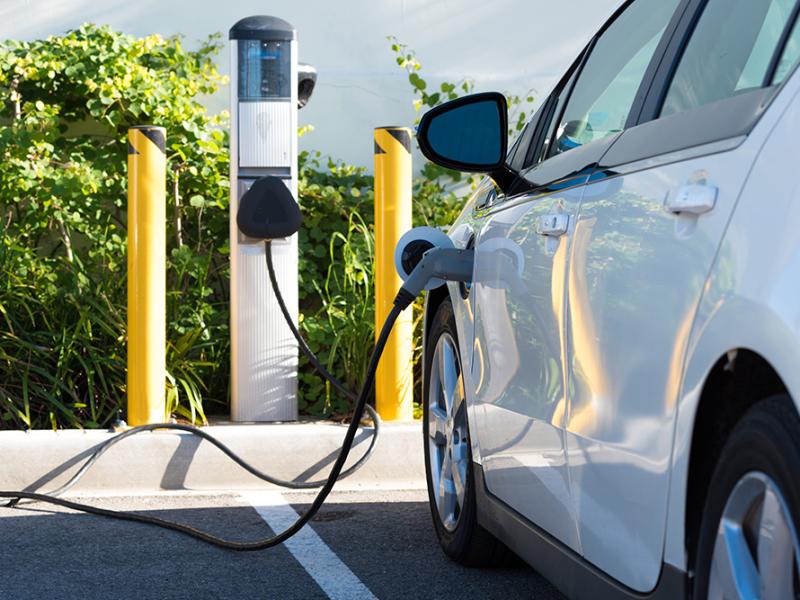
[240, 490, 378, 600]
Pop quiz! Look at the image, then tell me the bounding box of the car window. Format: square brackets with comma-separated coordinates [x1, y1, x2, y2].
[662, 0, 798, 117]
[773, 11, 800, 84]
[539, 68, 579, 162]
[549, 0, 681, 157]
[507, 105, 541, 172]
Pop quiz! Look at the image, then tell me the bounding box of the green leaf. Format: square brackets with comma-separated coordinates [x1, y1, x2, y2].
[408, 72, 426, 91]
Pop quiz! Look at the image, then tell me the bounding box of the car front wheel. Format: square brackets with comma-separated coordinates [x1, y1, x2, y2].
[423, 297, 511, 566]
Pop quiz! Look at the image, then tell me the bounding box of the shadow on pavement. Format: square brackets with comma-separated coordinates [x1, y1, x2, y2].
[0, 497, 564, 600]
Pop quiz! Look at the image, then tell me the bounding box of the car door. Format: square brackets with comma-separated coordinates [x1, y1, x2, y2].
[469, 0, 682, 552]
[563, 0, 800, 591]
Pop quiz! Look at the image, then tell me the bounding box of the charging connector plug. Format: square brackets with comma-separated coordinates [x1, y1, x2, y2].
[394, 247, 475, 310]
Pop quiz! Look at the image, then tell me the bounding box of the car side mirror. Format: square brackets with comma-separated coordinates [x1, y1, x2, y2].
[417, 92, 516, 191]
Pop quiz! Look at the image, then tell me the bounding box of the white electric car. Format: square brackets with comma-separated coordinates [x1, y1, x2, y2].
[416, 0, 800, 598]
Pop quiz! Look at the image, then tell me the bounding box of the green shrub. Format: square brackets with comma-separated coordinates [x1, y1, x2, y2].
[0, 25, 230, 428]
[295, 153, 375, 416]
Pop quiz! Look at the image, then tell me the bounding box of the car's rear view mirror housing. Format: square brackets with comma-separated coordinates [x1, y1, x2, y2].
[417, 92, 516, 191]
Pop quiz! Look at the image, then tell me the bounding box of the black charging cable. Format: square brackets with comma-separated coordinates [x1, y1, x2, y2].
[0, 301, 404, 550]
[0, 244, 396, 549]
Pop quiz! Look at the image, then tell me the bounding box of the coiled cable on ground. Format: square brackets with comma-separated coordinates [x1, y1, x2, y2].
[0, 242, 396, 550]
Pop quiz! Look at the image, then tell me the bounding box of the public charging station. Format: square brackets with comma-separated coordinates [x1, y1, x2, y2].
[0, 14, 477, 543]
[228, 16, 316, 422]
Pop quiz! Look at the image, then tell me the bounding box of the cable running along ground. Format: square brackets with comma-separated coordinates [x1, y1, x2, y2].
[0, 245, 398, 550]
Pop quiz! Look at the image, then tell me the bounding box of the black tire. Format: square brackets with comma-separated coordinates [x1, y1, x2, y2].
[423, 297, 512, 567]
[693, 395, 800, 599]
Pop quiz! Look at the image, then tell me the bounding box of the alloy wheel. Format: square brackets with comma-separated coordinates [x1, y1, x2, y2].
[427, 332, 469, 532]
[708, 471, 800, 599]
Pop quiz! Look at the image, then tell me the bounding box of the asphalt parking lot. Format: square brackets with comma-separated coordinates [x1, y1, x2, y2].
[0, 487, 564, 600]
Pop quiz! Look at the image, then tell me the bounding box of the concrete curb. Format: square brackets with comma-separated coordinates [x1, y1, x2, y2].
[0, 422, 425, 495]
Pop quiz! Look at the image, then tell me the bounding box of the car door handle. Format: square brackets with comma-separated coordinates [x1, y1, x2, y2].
[537, 214, 569, 237]
[664, 183, 717, 215]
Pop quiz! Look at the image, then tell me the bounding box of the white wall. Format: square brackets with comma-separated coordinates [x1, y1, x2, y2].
[2, 0, 621, 169]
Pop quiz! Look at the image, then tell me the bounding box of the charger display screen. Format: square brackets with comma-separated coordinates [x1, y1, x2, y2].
[238, 40, 291, 100]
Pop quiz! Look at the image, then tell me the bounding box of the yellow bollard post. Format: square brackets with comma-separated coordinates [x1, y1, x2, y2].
[127, 126, 167, 426]
[374, 126, 414, 421]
